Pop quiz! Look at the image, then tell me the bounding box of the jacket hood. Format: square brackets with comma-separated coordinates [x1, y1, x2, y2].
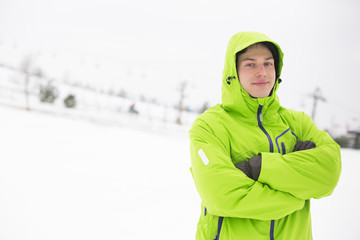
[221, 32, 284, 117]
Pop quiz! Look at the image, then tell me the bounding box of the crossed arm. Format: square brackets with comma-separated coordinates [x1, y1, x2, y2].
[190, 114, 341, 220]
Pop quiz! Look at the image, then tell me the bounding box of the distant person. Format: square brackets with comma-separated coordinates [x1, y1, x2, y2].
[189, 32, 341, 239]
[128, 104, 139, 114]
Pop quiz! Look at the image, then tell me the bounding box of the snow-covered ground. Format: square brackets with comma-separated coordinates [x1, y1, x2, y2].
[0, 106, 359, 240]
[0, 106, 199, 239]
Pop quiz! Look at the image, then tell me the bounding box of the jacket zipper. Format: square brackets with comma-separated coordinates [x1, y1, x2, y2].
[214, 217, 224, 240]
[270, 220, 275, 240]
[281, 142, 286, 155]
[257, 105, 275, 240]
[257, 105, 274, 152]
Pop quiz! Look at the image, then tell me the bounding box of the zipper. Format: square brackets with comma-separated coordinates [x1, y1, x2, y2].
[213, 217, 224, 240]
[281, 142, 286, 155]
[257, 105, 274, 152]
[270, 220, 275, 240]
[257, 105, 275, 240]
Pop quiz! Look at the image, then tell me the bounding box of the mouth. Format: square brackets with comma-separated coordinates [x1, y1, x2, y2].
[253, 81, 269, 86]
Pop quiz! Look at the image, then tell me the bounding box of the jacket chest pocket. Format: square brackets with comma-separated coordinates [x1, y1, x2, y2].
[275, 128, 297, 155]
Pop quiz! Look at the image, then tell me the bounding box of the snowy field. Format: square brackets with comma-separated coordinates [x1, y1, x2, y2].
[0, 106, 359, 240]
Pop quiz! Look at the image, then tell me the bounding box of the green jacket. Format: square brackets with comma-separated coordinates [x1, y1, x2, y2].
[189, 32, 341, 240]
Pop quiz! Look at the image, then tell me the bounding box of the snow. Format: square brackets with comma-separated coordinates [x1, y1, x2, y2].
[0, 106, 199, 239]
[0, 105, 359, 239]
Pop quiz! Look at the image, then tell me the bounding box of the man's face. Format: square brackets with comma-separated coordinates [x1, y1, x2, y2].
[236, 44, 276, 98]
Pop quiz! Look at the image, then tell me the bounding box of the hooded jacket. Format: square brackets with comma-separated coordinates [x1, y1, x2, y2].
[189, 32, 341, 240]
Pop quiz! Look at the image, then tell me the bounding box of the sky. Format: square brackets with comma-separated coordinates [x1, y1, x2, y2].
[1, 0, 360, 132]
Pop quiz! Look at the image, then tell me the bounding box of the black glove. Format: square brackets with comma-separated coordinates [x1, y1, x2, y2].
[235, 155, 262, 181]
[293, 141, 316, 152]
[235, 161, 252, 179]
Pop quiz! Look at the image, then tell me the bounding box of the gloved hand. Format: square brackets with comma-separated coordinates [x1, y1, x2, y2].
[235, 161, 252, 179]
[235, 155, 262, 181]
[293, 141, 316, 152]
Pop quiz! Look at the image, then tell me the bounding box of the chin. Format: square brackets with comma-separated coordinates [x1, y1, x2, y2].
[252, 92, 271, 98]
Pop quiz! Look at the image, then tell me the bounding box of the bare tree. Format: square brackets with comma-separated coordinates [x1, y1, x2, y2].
[199, 101, 210, 114]
[176, 81, 187, 125]
[39, 80, 59, 103]
[20, 56, 33, 111]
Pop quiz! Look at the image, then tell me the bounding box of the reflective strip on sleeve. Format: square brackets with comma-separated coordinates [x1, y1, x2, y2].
[198, 149, 209, 166]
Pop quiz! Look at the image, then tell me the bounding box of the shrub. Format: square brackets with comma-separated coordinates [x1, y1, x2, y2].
[64, 94, 76, 108]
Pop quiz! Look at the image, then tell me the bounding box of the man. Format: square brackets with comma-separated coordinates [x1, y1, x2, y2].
[189, 32, 341, 239]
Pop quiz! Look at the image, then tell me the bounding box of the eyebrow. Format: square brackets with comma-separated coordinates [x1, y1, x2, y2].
[241, 57, 274, 62]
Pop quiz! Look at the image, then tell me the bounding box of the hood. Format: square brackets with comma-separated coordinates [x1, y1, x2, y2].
[221, 31, 284, 117]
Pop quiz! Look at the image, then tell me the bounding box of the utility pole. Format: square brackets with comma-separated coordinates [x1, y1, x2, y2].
[309, 87, 326, 121]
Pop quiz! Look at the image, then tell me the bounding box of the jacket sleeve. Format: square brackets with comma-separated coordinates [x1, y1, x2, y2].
[258, 112, 342, 200]
[190, 118, 305, 221]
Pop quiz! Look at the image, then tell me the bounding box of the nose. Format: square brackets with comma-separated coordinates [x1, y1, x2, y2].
[256, 65, 267, 77]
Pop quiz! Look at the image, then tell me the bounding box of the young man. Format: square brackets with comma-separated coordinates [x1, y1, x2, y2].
[189, 32, 341, 239]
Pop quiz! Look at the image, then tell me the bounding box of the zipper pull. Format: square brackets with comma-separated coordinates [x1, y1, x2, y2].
[260, 112, 263, 122]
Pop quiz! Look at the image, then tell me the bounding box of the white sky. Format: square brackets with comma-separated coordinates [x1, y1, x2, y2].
[1, 0, 360, 131]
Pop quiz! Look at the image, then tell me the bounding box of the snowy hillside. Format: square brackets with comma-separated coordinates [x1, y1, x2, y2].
[0, 106, 199, 239]
[0, 106, 359, 240]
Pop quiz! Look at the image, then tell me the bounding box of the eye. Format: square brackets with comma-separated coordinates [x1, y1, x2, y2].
[264, 62, 273, 66]
[246, 63, 255, 67]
